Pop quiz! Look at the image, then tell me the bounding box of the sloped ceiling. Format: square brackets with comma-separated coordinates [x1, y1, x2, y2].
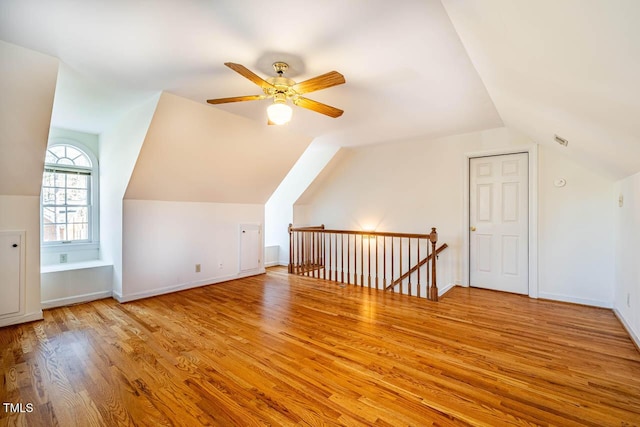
[442, 0, 640, 179]
[0, 1, 638, 180]
[295, 148, 351, 206]
[124, 92, 313, 203]
[0, 0, 502, 147]
[52, 63, 158, 135]
[0, 40, 58, 196]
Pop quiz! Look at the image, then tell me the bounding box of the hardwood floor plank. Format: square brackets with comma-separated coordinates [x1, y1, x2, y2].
[1, 267, 639, 426]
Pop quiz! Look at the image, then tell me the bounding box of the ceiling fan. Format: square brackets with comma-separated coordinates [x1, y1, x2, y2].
[207, 62, 345, 125]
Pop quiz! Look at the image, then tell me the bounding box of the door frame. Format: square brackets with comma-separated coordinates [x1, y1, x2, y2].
[462, 145, 538, 298]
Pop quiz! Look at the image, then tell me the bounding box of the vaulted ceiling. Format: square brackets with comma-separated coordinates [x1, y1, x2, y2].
[0, 0, 638, 179]
[443, 0, 640, 179]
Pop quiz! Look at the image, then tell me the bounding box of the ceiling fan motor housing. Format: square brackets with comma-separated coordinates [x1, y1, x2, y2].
[265, 62, 297, 99]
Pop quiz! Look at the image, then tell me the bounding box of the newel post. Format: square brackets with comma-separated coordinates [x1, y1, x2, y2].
[288, 223, 293, 274]
[429, 227, 438, 301]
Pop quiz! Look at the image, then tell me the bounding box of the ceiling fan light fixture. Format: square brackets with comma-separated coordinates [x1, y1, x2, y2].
[267, 100, 292, 125]
[207, 62, 345, 122]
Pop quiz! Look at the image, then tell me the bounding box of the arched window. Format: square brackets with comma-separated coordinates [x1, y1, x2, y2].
[42, 144, 97, 244]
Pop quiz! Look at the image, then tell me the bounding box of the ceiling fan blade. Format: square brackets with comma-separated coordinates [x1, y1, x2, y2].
[225, 62, 274, 89]
[294, 97, 344, 118]
[207, 95, 265, 104]
[292, 71, 345, 94]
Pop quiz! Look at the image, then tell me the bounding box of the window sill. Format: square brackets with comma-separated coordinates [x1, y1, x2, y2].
[41, 260, 112, 274]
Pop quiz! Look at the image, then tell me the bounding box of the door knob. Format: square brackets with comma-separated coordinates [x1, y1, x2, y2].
[12, 243, 18, 247]
[470, 226, 476, 232]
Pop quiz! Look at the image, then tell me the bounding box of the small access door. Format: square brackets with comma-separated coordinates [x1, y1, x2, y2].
[240, 224, 261, 272]
[0, 231, 24, 317]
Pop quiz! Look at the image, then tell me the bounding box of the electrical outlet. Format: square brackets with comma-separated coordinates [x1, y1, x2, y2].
[218, 263, 223, 269]
[195, 264, 201, 273]
[628, 293, 631, 308]
[60, 253, 68, 263]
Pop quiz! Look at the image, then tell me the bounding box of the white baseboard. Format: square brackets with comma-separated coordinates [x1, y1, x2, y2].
[613, 308, 640, 352]
[538, 292, 612, 308]
[0, 310, 43, 328]
[114, 268, 266, 303]
[264, 261, 289, 268]
[42, 290, 113, 309]
[438, 283, 456, 297]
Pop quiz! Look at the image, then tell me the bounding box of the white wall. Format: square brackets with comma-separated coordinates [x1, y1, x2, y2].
[0, 41, 58, 326]
[0, 196, 42, 326]
[41, 244, 100, 266]
[264, 245, 279, 267]
[41, 262, 112, 309]
[295, 127, 616, 307]
[120, 199, 264, 302]
[296, 128, 529, 285]
[265, 141, 340, 265]
[538, 145, 615, 307]
[614, 172, 640, 346]
[99, 93, 161, 296]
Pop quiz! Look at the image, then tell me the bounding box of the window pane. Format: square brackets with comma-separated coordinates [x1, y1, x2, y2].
[43, 224, 66, 242]
[41, 187, 65, 205]
[55, 207, 67, 224]
[67, 207, 88, 223]
[67, 189, 87, 205]
[42, 188, 56, 204]
[43, 171, 55, 186]
[66, 146, 81, 160]
[53, 188, 65, 205]
[45, 151, 58, 164]
[49, 146, 65, 159]
[67, 174, 88, 189]
[43, 224, 57, 242]
[43, 207, 56, 224]
[74, 155, 91, 167]
[54, 172, 66, 187]
[58, 158, 74, 166]
[67, 223, 88, 240]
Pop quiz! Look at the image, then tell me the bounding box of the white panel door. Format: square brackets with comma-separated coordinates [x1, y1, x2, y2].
[0, 232, 22, 317]
[240, 225, 261, 272]
[470, 153, 528, 294]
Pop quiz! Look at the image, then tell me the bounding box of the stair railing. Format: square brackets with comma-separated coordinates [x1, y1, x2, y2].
[288, 224, 447, 301]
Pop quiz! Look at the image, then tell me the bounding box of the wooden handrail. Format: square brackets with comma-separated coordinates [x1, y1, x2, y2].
[386, 243, 448, 290]
[288, 224, 447, 301]
[290, 226, 431, 239]
[291, 225, 325, 231]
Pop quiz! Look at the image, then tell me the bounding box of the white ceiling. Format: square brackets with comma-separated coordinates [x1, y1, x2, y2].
[1, 0, 638, 178]
[443, 0, 640, 179]
[0, 0, 501, 146]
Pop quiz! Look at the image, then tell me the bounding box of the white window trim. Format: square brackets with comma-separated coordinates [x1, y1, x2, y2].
[41, 138, 100, 249]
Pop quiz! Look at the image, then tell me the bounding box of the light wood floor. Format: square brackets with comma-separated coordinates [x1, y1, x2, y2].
[1, 268, 639, 426]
